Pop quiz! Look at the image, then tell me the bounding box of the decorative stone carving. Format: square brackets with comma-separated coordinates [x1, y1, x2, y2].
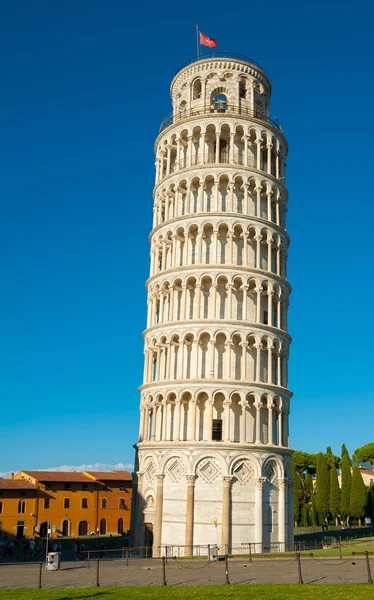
[232, 459, 254, 484]
[196, 458, 220, 484]
[145, 459, 157, 481]
[166, 458, 187, 482]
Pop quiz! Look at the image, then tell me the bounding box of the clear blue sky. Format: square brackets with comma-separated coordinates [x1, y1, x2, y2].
[1, 0, 373, 474]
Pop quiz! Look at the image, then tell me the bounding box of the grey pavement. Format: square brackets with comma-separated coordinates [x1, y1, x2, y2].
[0, 556, 372, 588]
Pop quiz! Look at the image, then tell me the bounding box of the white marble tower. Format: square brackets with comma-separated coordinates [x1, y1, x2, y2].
[133, 54, 293, 556]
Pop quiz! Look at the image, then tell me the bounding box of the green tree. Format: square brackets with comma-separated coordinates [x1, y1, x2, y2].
[341, 444, 350, 459]
[340, 451, 352, 519]
[353, 443, 374, 467]
[305, 474, 314, 498]
[316, 452, 330, 519]
[292, 464, 301, 525]
[311, 494, 318, 526]
[349, 465, 368, 523]
[329, 465, 341, 520]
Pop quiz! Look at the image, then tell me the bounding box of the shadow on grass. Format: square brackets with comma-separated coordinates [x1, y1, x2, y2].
[57, 593, 115, 600]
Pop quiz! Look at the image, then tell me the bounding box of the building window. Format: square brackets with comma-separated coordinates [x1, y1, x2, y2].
[117, 518, 123, 534]
[119, 485, 125, 492]
[44, 498, 50, 509]
[82, 498, 88, 509]
[101, 498, 107, 509]
[119, 498, 125, 509]
[64, 483, 71, 490]
[18, 501, 26, 514]
[82, 483, 88, 491]
[100, 518, 106, 535]
[78, 520, 88, 536]
[0, 502, 3, 514]
[64, 498, 70, 509]
[212, 419, 222, 441]
[62, 519, 69, 536]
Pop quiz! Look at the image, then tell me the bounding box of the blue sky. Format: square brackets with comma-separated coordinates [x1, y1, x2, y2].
[1, 0, 373, 474]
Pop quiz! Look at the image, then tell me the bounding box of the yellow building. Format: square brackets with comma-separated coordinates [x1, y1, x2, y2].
[0, 470, 132, 539]
[0, 478, 37, 539]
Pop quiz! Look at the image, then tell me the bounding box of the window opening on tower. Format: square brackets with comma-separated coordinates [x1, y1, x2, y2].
[212, 419, 223, 441]
[211, 94, 228, 113]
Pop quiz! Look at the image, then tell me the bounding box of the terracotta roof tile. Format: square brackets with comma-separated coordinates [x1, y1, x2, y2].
[85, 471, 132, 481]
[20, 471, 94, 483]
[0, 478, 36, 490]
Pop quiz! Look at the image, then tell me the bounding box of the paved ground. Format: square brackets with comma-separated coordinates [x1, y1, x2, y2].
[0, 555, 372, 588]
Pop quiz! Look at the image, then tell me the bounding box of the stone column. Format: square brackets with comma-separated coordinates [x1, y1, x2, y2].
[195, 283, 201, 318]
[174, 399, 181, 441]
[153, 474, 165, 557]
[190, 399, 197, 441]
[256, 287, 262, 323]
[267, 144, 272, 175]
[207, 399, 214, 441]
[161, 401, 167, 441]
[220, 476, 233, 554]
[139, 405, 145, 441]
[278, 478, 287, 551]
[208, 339, 215, 378]
[215, 132, 220, 163]
[240, 341, 248, 380]
[223, 400, 231, 441]
[244, 135, 249, 167]
[134, 472, 145, 547]
[256, 139, 262, 171]
[255, 403, 261, 443]
[230, 131, 235, 163]
[185, 475, 197, 556]
[267, 399, 274, 444]
[255, 343, 262, 381]
[254, 477, 266, 552]
[267, 344, 274, 384]
[240, 400, 247, 443]
[200, 133, 206, 164]
[255, 234, 262, 269]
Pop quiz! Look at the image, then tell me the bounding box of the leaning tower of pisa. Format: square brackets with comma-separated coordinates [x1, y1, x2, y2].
[133, 54, 293, 556]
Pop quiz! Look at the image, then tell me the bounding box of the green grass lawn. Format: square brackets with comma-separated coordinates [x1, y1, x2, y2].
[0, 585, 374, 600]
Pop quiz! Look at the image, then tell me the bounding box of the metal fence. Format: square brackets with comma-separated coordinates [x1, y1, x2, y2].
[1, 548, 373, 589]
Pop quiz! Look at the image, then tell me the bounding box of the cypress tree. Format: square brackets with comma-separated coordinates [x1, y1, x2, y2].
[349, 465, 367, 523]
[342, 444, 349, 459]
[311, 494, 318, 526]
[329, 465, 341, 520]
[293, 464, 301, 525]
[305, 474, 313, 498]
[316, 452, 330, 519]
[340, 451, 352, 518]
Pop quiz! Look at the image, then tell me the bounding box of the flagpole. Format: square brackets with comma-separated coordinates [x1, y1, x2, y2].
[196, 23, 200, 60]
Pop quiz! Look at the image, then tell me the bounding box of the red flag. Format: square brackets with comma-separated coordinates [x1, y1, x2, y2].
[200, 31, 217, 48]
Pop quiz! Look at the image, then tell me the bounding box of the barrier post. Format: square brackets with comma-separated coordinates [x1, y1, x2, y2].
[38, 560, 43, 589]
[162, 556, 167, 586]
[296, 552, 303, 584]
[126, 549, 129, 566]
[96, 558, 100, 587]
[365, 551, 373, 584]
[339, 537, 342, 560]
[225, 553, 230, 584]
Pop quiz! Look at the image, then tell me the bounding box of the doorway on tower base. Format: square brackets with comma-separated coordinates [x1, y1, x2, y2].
[144, 523, 153, 554]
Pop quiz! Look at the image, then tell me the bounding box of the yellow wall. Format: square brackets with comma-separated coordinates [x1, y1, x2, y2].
[0, 490, 37, 539]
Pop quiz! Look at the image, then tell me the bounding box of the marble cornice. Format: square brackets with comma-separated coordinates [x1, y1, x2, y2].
[149, 212, 290, 246]
[153, 165, 288, 199]
[138, 379, 293, 398]
[143, 319, 292, 344]
[146, 264, 292, 293]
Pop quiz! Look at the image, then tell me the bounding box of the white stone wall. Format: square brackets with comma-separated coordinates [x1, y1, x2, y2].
[133, 56, 293, 554]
